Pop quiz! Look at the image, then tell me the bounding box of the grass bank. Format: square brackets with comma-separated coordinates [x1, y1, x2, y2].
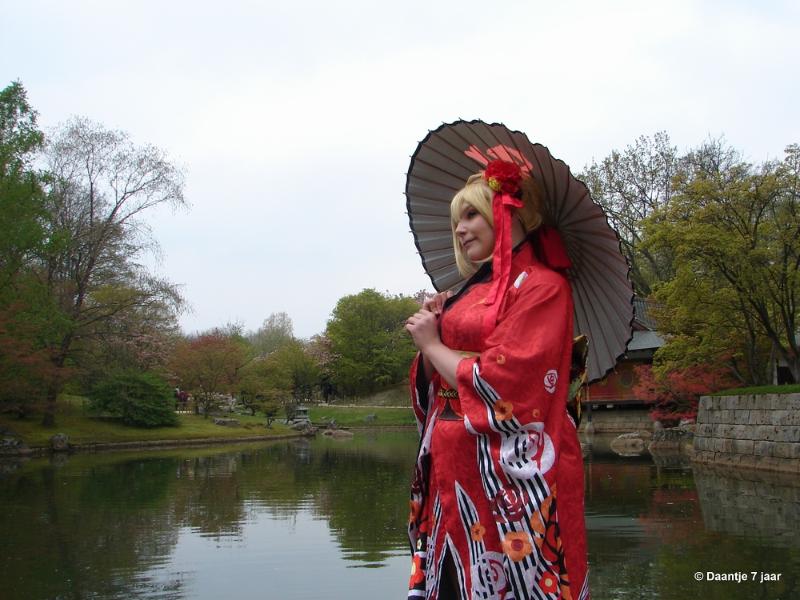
[0, 396, 293, 449]
[0, 394, 416, 450]
[309, 405, 415, 427]
[709, 384, 800, 396]
[331, 384, 409, 407]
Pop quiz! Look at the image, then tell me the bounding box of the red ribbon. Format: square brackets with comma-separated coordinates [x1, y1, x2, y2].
[482, 191, 523, 338]
[481, 205, 572, 339]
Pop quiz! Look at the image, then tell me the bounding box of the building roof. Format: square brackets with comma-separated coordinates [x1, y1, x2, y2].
[633, 298, 659, 330]
[627, 330, 666, 351]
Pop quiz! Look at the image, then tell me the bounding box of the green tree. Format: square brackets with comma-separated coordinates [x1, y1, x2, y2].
[0, 81, 64, 416]
[89, 371, 179, 427]
[645, 141, 800, 383]
[238, 355, 291, 415]
[273, 339, 320, 402]
[325, 289, 418, 396]
[0, 81, 45, 288]
[647, 273, 770, 384]
[239, 338, 319, 414]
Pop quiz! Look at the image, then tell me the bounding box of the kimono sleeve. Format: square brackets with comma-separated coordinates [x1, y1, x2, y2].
[409, 352, 432, 434]
[455, 272, 573, 436]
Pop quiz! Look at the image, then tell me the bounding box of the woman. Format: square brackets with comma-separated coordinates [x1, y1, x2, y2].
[405, 160, 589, 600]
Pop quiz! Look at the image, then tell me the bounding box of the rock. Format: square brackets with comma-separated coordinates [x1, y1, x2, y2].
[50, 433, 70, 452]
[290, 422, 318, 436]
[322, 429, 354, 439]
[649, 426, 695, 453]
[301, 425, 319, 437]
[610, 432, 646, 456]
[0, 433, 31, 456]
[212, 418, 240, 427]
[1, 436, 21, 450]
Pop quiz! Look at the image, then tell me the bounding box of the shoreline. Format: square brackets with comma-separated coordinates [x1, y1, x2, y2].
[1, 424, 419, 459]
[2, 432, 309, 458]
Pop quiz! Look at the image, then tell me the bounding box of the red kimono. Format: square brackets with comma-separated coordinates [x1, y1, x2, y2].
[408, 242, 589, 600]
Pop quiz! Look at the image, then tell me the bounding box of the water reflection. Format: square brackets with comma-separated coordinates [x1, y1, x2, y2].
[694, 464, 800, 548]
[0, 432, 798, 599]
[585, 435, 800, 599]
[0, 433, 418, 599]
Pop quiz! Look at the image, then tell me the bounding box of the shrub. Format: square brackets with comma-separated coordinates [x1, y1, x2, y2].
[89, 372, 179, 428]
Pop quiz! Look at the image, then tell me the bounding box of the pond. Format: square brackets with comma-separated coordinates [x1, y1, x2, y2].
[0, 431, 798, 599]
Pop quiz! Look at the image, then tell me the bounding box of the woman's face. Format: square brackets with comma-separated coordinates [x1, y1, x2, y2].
[455, 203, 494, 262]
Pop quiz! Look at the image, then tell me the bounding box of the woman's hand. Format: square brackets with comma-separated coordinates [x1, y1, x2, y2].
[406, 308, 461, 389]
[405, 309, 441, 353]
[421, 290, 453, 316]
[406, 302, 465, 389]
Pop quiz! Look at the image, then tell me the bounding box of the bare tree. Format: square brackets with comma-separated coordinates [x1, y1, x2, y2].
[248, 311, 295, 356]
[579, 132, 679, 295]
[37, 117, 186, 426]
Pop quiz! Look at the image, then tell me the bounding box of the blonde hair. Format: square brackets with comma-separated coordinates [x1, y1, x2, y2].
[450, 172, 544, 277]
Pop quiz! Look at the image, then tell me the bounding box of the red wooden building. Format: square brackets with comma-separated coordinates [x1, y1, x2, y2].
[588, 298, 664, 406]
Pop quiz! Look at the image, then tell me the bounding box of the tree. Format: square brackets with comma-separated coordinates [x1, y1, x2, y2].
[0, 81, 45, 288]
[0, 305, 62, 417]
[647, 274, 770, 384]
[238, 338, 320, 414]
[35, 117, 186, 425]
[170, 331, 249, 417]
[262, 402, 280, 427]
[307, 333, 336, 401]
[272, 339, 320, 402]
[579, 132, 679, 295]
[0, 81, 59, 416]
[645, 142, 800, 383]
[73, 294, 183, 397]
[89, 371, 179, 428]
[325, 289, 418, 397]
[248, 312, 294, 356]
[633, 363, 737, 425]
[238, 355, 291, 416]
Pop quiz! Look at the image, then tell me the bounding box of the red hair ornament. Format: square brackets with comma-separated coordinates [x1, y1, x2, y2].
[485, 160, 523, 196]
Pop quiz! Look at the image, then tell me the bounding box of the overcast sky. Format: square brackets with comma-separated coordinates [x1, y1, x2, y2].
[3, 0, 798, 339]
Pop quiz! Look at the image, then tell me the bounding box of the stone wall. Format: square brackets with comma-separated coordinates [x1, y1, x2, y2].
[693, 393, 800, 473]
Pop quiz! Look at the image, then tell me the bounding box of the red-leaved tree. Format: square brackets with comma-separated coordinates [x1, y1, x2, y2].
[169, 332, 249, 417]
[633, 363, 737, 425]
[0, 302, 65, 418]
